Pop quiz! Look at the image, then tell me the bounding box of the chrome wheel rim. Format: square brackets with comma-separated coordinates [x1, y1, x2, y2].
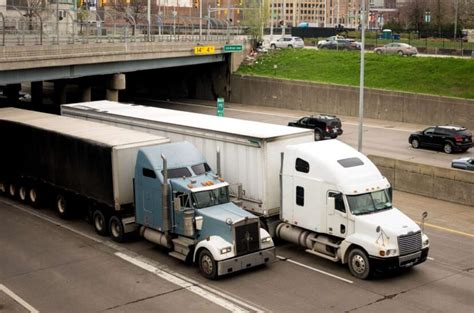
[9, 184, 16, 196]
[444, 144, 452, 153]
[412, 139, 419, 148]
[201, 254, 213, 275]
[19, 187, 26, 201]
[111, 220, 120, 238]
[351, 255, 366, 275]
[29, 189, 37, 203]
[57, 197, 66, 214]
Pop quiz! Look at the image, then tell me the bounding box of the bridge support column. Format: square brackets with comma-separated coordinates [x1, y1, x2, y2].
[106, 73, 126, 102]
[54, 81, 67, 105]
[5, 84, 21, 105]
[31, 81, 43, 106]
[81, 85, 92, 102]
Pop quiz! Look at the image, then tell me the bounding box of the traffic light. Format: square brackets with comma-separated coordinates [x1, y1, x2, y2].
[239, 0, 243, 6]
[217, 0, 221, 7]
[193, 0, 199, 8]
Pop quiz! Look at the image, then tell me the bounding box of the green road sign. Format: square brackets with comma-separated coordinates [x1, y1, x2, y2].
[224, 45, 243, 52]
[217, 97, 224, 117]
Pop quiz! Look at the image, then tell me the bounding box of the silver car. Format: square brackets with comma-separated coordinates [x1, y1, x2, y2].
[270, 36, 305, 49]
[451, 157, 474, 171]
[374, 43, 418, 56]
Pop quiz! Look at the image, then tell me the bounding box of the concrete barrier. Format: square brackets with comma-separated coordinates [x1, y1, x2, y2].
[230, 75, 474, 129]
[369, 155, 474, 207]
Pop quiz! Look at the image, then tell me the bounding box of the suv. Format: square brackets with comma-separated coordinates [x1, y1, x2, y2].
[409, 125, 472, 154]
[288, 114, 343, 141]
[270, 36, 305, 49]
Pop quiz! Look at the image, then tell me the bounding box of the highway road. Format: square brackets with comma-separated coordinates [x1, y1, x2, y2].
[127, 98, 473, 169]
[1, 190, 473, 313]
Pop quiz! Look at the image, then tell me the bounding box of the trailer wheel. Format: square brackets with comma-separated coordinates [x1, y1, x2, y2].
[0, 181, 6, 194]
[348, 248, 371, 280]
[109, 216, 125, 242]
[56, 194, 70, 219]
[8, 183, 17, 198]
[198, 249, 218, 279]
[29, 186, 40, 207]
[93, 210, 109, 236]
[19, 185, 28, 203]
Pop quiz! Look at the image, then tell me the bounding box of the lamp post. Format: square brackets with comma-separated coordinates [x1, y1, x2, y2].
[357, 0, 366, 152]
[147, 0, 151, 40]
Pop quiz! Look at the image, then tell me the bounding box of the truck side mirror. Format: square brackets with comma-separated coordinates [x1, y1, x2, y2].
[327, 197, 335, 215]
[194, 216, 203, 230]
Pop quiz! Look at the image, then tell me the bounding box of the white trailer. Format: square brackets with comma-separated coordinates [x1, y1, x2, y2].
[61, 101, 314, 218]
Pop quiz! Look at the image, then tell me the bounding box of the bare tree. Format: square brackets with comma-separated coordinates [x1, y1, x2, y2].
[110, 0, 148, 34]
[22, 0, 46, 30]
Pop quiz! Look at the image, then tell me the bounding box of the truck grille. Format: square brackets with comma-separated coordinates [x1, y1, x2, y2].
[398, 231, 422, 256]
[235, 220, 260, 256]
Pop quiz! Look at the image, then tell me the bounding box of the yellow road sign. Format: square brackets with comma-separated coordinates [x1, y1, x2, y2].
[194, 46, 215, 55]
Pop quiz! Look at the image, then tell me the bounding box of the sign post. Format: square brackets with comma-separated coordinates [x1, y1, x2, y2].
[217, 97, 224, 117]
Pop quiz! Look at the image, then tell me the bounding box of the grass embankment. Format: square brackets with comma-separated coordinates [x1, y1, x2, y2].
[237, 50, 474, 99]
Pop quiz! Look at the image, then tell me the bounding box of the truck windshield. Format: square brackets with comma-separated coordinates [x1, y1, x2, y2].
[346, 189, 392, 215]
[192, 186, 230, 209]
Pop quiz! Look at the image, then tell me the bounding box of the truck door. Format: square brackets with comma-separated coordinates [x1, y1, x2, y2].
[326, 192, 347, 238]
[140, 168, 161, 228]
[173, 192, 192, 236]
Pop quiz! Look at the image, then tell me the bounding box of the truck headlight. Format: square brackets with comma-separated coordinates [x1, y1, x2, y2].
[261, 236, 272, 243]
[422, 234, 429, 248]
[220, 247, 232, 254]
[386, 249, 397, 256]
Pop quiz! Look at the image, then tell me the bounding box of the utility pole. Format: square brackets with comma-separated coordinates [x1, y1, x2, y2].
[453, 0, 458, 40]
[358, 0, 366, 152]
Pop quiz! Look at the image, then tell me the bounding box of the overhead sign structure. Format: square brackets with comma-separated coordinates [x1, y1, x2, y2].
[194, 46, 215, 55]
[223, 45, 243, 52]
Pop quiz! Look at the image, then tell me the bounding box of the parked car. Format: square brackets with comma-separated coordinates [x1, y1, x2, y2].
[270, 36, 305, 49]
[374, 43, 418, 56]
[408, 125, 473, 154]
[451, 157, 474, 171]
[316, 35, 345, 47]
[288, 114, 343, 141]
[318, 39, 360, 50]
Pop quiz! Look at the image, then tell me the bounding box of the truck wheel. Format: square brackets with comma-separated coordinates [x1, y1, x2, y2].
[93, 209, 109, 236]
[56, 194, 70, 219]
[19, 185, 28, 203]
[29, 186, 40, 207]
[0, 181, 6, 194]
[8, 183, 17, 198]
[109, 216, 125, 242]
[314, 130, 322, 141]
[198, 249, 218, 279]
[348, 248, 371, 279]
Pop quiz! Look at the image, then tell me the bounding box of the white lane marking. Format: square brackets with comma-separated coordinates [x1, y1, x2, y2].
[0, 284, 39, 313]
[428, 257, 435, 261]
[2, 199, 263, 313]
[115, 252, 250, 313]
[277, 255, 353, 284]
[142, 99, 415, 132]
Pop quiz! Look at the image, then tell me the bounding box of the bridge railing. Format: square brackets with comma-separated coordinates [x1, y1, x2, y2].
[0, 5, 249, 47]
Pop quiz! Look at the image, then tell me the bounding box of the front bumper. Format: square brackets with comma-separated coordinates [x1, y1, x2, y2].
[369, 247, 429, 272]
[217, 247, 276, 276]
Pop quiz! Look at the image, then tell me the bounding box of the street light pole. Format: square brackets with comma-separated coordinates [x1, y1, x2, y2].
[357, 0, 366, 152]
[199, 0, 202, 38]
[147, 0, 151, 41]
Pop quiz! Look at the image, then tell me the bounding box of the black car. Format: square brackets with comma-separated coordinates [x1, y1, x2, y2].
[408, 125, 472, 154]
[288, 114, 343, 141]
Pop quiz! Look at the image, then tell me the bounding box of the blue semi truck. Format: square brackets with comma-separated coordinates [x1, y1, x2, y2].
[0, 108, 275, 279]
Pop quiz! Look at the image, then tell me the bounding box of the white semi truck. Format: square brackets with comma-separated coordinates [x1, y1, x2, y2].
[62, 101, 430, 279]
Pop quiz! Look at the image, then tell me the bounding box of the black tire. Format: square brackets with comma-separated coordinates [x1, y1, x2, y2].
[397, 50, 404, 56]
[109, 215, 125, 242]
[411, 138, 420, 149]
[93, 209, 109, 236]
[376, 50, 382, 55]
[271, 44, 276, 49]
[0, 180, 6, 195]
[288, 45, 293, 49]
[56, 194, 70, 219]
[314, 130, 323, 141]
[28, 186, 41, 208]
[443, 142, 453, 154]
[198, 249, 218, 279]
[348, 248, 371, 279]
[18, 185, 28, 203]
[8, 182, 17, 199]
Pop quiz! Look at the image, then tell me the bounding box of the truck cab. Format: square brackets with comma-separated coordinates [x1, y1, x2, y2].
[279, 140, 429, 279]
[134, 142, 276, 279]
